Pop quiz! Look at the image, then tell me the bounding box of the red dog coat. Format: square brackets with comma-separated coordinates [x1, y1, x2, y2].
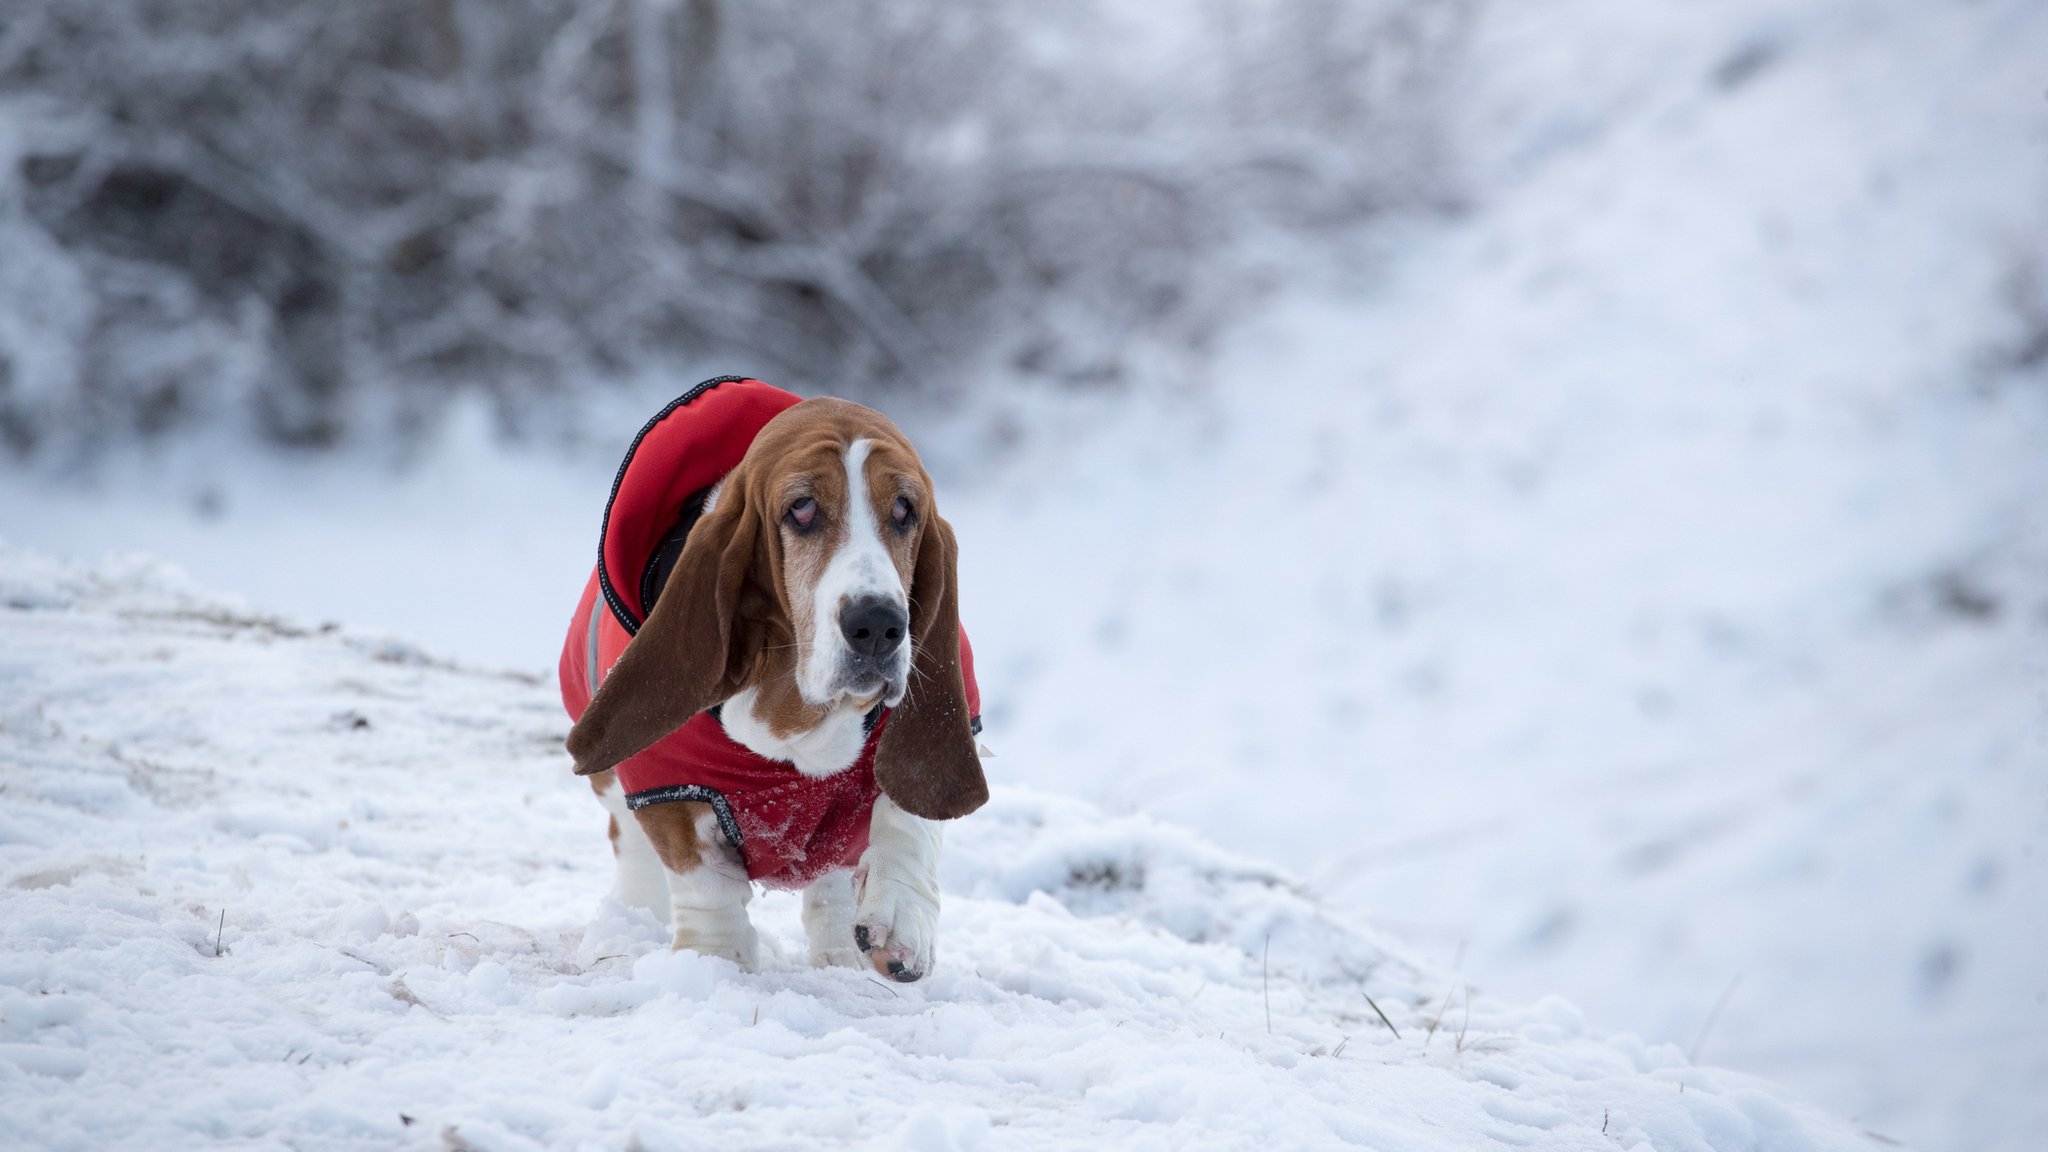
[558, 377, 980, 888]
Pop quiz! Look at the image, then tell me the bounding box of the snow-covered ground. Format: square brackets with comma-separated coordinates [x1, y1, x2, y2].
[955, 4, 2048, 1146]
[0, 545, 1886, 1150]
[3, 0, 2045, 1148]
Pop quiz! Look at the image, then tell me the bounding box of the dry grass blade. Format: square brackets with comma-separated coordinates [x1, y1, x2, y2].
[1261, 934, 1273, 1034]
[1424, 980, 1457, 1048]
[1688, 975, 1743, 1064]
[1361, 988, 1401, 1039]
[1454, 983, 1472, 1053]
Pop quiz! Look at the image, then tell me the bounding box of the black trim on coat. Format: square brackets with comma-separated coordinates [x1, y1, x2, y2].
[623, 783, 745, 851]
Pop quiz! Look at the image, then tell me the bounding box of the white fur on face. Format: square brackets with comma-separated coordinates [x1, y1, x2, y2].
[799, 438, 910, 706]
[719, 684, 873, 778]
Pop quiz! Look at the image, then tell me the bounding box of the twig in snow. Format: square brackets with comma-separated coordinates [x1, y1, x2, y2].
[1331, 1035, 1350, 1058]
[1361, 988, 1401, 1039]
[1455, 984, 1472, 1053]
[1688, 975, 1743, 1064]
[215, 909, 225, 957]
[387, 977, 430, 1012]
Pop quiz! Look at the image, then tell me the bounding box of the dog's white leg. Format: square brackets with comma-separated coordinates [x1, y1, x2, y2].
[853, 795, 943, 982]
[667, 863, 759, 970]
[593, 777, 670, 923]
[801, 869, 864, 970]
[656, 803, 760, 970]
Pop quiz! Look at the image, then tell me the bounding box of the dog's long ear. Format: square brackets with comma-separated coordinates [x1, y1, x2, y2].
[875, 513, 988, 819]
[568, 489, 761, 777]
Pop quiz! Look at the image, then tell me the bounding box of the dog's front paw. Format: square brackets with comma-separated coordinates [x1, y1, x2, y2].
[851, 859, 938, 982]
[672, 922, 761, 972]
[809, 944, 866, 971]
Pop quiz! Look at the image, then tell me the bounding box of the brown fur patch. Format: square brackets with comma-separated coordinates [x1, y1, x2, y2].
[634, 801, 713, 875]
[747, 665, 829, 739]
[586, 768, 616, 795]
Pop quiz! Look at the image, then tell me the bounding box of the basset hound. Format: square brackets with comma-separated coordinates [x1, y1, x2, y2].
[558, 377, 988, 982]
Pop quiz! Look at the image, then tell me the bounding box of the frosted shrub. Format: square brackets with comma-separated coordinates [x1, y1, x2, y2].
[0, 0, 1467, 453]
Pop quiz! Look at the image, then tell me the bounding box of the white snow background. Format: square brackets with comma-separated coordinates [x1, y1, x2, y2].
[0, 545, 1881, 1151]
[4, 0, 2047, 1148]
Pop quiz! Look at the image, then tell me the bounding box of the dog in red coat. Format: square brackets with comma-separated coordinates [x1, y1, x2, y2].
[561, 377, 987, 981]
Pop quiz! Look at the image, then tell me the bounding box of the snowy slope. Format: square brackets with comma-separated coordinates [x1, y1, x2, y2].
[945, 2, 2048, 1149]
[0, 544, 1882, 1150]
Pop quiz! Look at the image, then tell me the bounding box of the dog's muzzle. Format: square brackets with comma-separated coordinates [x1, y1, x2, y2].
[838, 595, 908, 695]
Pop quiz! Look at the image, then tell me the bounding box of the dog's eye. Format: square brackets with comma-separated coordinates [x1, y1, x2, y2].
[787, 497, 817, 530]
[890, 497, 914, 528]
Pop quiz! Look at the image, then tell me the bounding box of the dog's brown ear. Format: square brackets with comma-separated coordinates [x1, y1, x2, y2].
[875, 513, 988, 819]
[568, 489, 762, 777]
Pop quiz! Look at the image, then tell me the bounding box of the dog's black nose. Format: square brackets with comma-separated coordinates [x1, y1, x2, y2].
[840, 596, 908, 659]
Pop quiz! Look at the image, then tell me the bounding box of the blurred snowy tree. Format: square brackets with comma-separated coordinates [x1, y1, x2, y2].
[0, 0, 1467, 453]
